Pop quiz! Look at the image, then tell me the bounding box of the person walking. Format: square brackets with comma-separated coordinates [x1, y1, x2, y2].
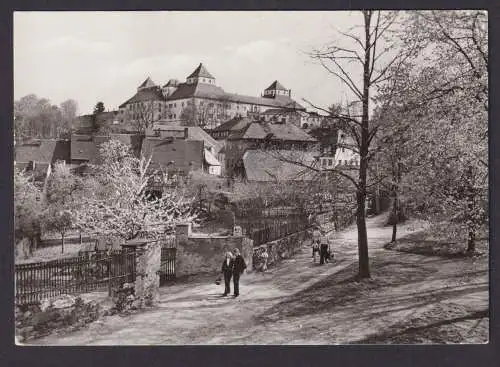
[221, 251, 234, 296]
[311, 225, 322, 263]
[319, 230, 330, 265]
[232, 248, 247, 297]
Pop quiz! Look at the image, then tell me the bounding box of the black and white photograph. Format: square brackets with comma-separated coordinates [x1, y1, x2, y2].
[13, 10, 488, 345]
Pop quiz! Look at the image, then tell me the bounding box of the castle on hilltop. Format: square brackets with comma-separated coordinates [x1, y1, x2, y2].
[117, 63, 317, 130]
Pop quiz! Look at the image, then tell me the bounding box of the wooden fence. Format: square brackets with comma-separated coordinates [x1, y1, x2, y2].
[15, 249, 136, 306]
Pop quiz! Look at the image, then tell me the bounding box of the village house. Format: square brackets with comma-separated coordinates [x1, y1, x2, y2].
[140, 137, 205, 178]
[317, 130, 359, 170]
[145, 125, 223, 176]
[70, 133, 143, 166]
[209, 116, 317, 176]
[117, 63, 306, 129]
[233, 149, 319, 183]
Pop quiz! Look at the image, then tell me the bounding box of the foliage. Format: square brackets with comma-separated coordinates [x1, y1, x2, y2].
[373, 10, 488, 251]
[44, 161, 84, 252]
[14, 94, 77, 141]
[93, 102, 105, 115]
[75, 139, 198, 241]
[180, 97, 232, 128]
[307, 10, 412, 278]
[14, 168, 44, 242]
[125, 100, 166, 134]
[186, 170, 226, 217]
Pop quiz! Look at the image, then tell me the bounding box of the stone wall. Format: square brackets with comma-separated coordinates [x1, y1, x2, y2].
[252, 230, 308, 270]
[175, 224, 253, 277]
[15, 294, 100, 343]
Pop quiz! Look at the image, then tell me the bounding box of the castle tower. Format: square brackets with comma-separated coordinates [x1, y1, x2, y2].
[162, 79, 180, 97]
[186, 63, 216, 85]
[263, 80, 291, 99]
[137, 76, 156, 91]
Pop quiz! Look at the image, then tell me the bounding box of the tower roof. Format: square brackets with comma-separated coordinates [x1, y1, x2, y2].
[187, 63, 215, 79]
[265, 80, 287, 91]
[138, 77, 156, 89]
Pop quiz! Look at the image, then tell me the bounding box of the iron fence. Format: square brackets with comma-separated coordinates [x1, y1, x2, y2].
[250, 221, 310, 247]
[15, 249, 136, 305]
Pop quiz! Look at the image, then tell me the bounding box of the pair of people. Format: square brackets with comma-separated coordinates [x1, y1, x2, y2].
[311, 225, 333, 265]
[221, 248, 247, 297]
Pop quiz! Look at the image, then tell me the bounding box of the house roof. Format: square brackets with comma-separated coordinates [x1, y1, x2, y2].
[228, 122, 317, 143]
[262, 108, 291, 115]
[187, 63, 215, 79]
[150, 125, 222, 153]
[211, 116, 254, 133]
[265, 80, 288, 91]
[141, 137, 204, 173]
[119, 87, 166, 108]
[167, 82, 226, 101]
[15, 139, 70, 164]
[138, 77, 156, 89]
[70, 135, 111, 163]
[241, 150, 318, 182]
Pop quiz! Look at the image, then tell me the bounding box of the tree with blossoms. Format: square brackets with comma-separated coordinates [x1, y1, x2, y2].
[75, 139, 198, 242]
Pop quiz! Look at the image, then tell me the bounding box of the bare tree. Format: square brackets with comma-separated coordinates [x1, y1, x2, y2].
[300, 11, 415, 279]
[127, 100, 167, 134]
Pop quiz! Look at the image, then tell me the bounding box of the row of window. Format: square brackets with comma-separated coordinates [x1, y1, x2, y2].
[321, 158, 358, 167]
[187, 77, 215, 84]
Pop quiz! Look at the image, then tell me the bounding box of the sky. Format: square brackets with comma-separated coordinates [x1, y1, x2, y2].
[14, 11, 365, 115]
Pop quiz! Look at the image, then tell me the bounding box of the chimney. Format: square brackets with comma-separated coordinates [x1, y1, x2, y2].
[184, 127, 189, 139]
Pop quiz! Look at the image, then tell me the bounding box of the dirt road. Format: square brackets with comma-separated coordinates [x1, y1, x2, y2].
[31, 216, 488, 345]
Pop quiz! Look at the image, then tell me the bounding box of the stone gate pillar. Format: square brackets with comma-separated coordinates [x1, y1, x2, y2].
[123, 238, 162, 308]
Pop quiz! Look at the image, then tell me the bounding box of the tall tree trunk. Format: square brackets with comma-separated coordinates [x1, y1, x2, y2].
[61, 233, 65, 254]
[391, 194, 398, 243]
[356, 11, 372, 279]
[390, 152, 399, 242]
[466, 166, 476, 253]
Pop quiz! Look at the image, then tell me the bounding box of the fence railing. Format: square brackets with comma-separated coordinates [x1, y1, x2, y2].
[250, 221, 310, 247]
[15, 249, 136, 306]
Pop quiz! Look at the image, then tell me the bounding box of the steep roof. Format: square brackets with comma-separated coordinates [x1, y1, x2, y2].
[265, 80, 287, 91]
[150, 125, 222, 153]
[212, 116, 254, 133]
[241, 150, 318, 182]
[138, 77, 156, 89]
[187, 63, 215, 79]
[70, 135, 111, 163]
[119, 87, 166, 108]
[141, 138, 204, 174]
[167, 82, 226, 101]
[229, 122, 317, 143]
[15, 140, 70, 164]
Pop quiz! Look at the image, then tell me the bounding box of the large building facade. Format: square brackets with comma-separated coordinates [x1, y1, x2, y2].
[118, 63, 307, 130]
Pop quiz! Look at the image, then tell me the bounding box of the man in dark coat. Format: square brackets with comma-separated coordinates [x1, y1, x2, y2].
[232, 248, 247, 297]
[319, 230, 330, 265]
[221, 252, 234, 296]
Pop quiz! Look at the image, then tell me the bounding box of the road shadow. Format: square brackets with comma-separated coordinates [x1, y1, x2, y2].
[254, 251, 488, 326]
